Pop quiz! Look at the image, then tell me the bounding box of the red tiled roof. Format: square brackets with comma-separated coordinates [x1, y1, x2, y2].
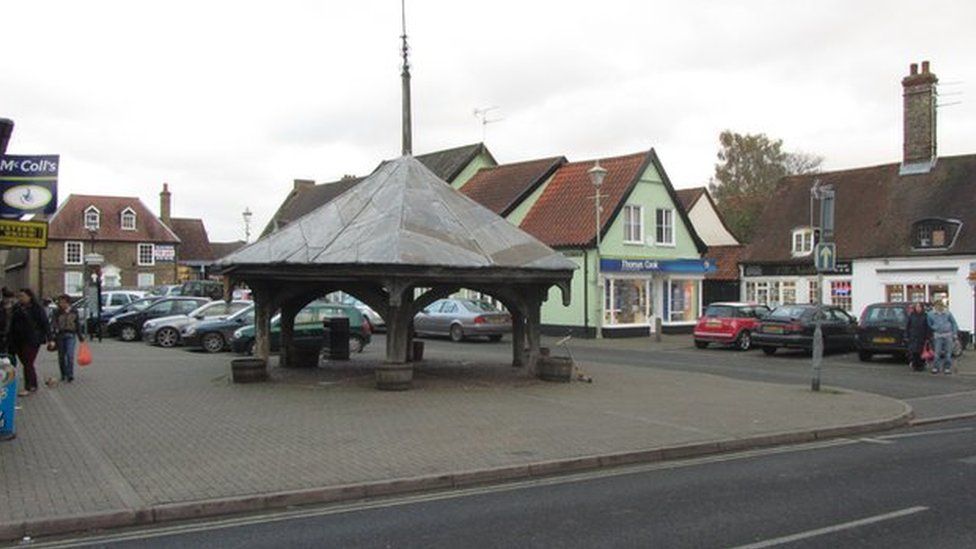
[675, 187, 706, 211]
[168, 218, 212, 261]
[706, 245, 745, 280]
[210, 241, 246, 260]
[48, 195, 180, 243]
[519, 151, 650, 247]
[459, 156, 565, 216]
[743, 154, 976, 263]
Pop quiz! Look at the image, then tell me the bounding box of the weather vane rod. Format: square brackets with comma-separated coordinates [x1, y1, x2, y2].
[400, 0, 412, 156]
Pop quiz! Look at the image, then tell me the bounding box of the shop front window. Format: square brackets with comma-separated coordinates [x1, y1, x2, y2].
[929, 284, 949, 305]
[781, 281, 796, 304]
[669, 279, 699, 322]
[605, 278, 652, 325]
[831, 280, 852, 311]
[808, 278, 820, 304]
[907, 284, 927, 302]
[886, 284, 905, 302]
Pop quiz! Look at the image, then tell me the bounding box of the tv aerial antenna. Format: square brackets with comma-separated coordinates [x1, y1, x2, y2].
[473, 106, 503, 142]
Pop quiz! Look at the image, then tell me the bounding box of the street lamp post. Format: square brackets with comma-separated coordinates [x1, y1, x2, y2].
[242, 207, 253, 243]
[588, 161, 608, 339]
[86, 228, 104, 341]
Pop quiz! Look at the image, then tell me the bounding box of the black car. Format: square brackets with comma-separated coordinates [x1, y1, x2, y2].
[857, 302, 913, 362]
[106, 297, 210, 341]
[753, 304, 858, 355]
[182, 304, 255, 353]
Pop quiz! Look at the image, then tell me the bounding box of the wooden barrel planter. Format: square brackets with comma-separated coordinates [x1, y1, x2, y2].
[538, 355, 573, 382]
[232, 358, 268, 383]
[375, 364, 413, 391]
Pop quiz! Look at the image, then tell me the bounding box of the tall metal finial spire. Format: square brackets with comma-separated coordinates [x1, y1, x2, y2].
[400, 0, 412, 156]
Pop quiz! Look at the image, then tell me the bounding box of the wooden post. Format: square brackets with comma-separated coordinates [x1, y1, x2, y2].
[526, 295, 542, 377]
[279, 302, 299, 368]
[252, 288, 273, 365]
[511, 307, 526, 368]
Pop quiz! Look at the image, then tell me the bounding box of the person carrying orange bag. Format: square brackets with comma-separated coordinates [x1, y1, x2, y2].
[52, 294, 85, 381]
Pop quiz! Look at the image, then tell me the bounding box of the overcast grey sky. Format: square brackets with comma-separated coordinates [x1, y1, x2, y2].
[3, 0, 974, 241]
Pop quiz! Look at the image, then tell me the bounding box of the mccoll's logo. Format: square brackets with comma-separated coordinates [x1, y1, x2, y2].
[0, 158, 58, 173]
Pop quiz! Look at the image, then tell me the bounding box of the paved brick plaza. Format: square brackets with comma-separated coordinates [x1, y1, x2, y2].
[1, 339, 907, 528]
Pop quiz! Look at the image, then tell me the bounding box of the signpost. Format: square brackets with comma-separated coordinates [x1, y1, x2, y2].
[810, 181, 836, 392]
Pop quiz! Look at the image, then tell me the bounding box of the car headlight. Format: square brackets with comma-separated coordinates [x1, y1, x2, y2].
[183, 326, 196, 336]
[107, 317, 117, 325]
[143, 321, 157, 329]
[233, 328, 246, 339]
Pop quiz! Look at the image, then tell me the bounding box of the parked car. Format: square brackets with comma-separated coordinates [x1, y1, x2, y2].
[413, 298, 511, 342]
[753, 304, 858, 355]
[231, 302, 371, 355]
[143, 300, 251, 348]
[100, 296, 161, 325]
[150, 284, 182, 297]
[693, 302, 770, 350]
[856, 302, 913, 362]
[183, 304, 255, 353]
[339, 295, 385, 332]
[106, 297, 211, 341]
[100, 290, 148, 316]
[179, 280, 225, 300]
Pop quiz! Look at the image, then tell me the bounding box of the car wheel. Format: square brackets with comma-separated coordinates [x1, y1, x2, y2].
[157, 327, 179, 348]
[858, 350, 872, 362]
[450, 324, 464, 343]
[761, 346, 776, 356]
[349, 336, 364, 354]
[694, 340, 708, 349]
[202, 333, 225, 353]
[120, 325, 138, 342]
[736, 331, 752, 351]
[488, 335, 502, 342]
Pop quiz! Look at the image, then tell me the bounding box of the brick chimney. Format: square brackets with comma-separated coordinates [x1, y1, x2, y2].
[900, 60, 938, 174]
[160, 183, 172, 225]
[293, 179, 315, 191]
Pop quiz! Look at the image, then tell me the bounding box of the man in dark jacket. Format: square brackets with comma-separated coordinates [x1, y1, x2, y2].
[906, 303, 930, 372]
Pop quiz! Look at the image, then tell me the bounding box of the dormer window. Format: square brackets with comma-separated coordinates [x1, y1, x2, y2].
[121, 207, 137, 230]
[84, 206, 100, 231]
[791, 228, 815, 256]
[912, 218, 961, 250]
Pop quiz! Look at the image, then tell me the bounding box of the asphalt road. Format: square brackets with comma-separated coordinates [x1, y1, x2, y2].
[39, 418, 976, 548]
[415, 335, 976, 401]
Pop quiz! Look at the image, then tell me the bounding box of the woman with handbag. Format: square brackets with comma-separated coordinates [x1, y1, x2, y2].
[906, 302, 930, 372]
[52, 294, 84, 382]
[11, 288, 51, 396]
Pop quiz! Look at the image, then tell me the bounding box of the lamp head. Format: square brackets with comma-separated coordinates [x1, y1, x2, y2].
[588, 161, 608, 189]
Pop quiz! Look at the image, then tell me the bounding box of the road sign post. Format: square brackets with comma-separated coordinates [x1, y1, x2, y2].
[810, 183, 836, 392]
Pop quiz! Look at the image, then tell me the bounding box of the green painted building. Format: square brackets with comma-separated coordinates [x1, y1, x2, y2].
[461, 149, 710, 337]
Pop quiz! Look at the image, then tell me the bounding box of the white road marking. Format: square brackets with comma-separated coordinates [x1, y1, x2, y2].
[857, 437, 895, 445]
[30, 439, 858, 548]
[957, 455, 976, 465]
[906, 390, 976, 402]
[730, 506, 928, 549]
[879, 427, 973, 440]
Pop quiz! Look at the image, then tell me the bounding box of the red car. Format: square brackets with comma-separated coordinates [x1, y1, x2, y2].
[694, 302, 770, 351]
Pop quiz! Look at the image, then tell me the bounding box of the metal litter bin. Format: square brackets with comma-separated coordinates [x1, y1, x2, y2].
[0, 357, 17, 441]
[323, 317, 350, 360]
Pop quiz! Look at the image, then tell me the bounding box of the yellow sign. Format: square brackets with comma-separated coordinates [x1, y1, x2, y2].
[0, 219, 48, 248]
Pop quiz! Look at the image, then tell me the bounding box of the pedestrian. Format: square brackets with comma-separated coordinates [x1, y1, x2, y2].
[906, 302, 930, 372]
[11, 288, 51, 396]
[51, 294, 84, 382]
[927, 299, 959, 375]
[0, 288, 17, 368]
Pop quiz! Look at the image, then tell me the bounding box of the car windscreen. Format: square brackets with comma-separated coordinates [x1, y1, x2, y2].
[767, 306, 812, 321]
[461, 300, 496, 313]
[704, 305, 734, 318]
[864, 306, 907, 324]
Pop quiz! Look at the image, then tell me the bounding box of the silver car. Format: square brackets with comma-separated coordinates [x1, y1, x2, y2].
[143, 300, 251, 348]
[414, 298, 511, 342]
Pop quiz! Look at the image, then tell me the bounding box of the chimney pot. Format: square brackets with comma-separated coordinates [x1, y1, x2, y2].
[901, 61, 938, 173]
[160, 182, 172, 225]
[910, 63, 918, 75]
[921, 60, 930, 74]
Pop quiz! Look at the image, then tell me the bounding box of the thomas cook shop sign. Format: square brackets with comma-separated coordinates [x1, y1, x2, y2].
[0, 155, 59, 217]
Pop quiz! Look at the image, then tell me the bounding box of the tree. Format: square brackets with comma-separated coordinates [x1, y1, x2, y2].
[708, 130, 823, 242]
